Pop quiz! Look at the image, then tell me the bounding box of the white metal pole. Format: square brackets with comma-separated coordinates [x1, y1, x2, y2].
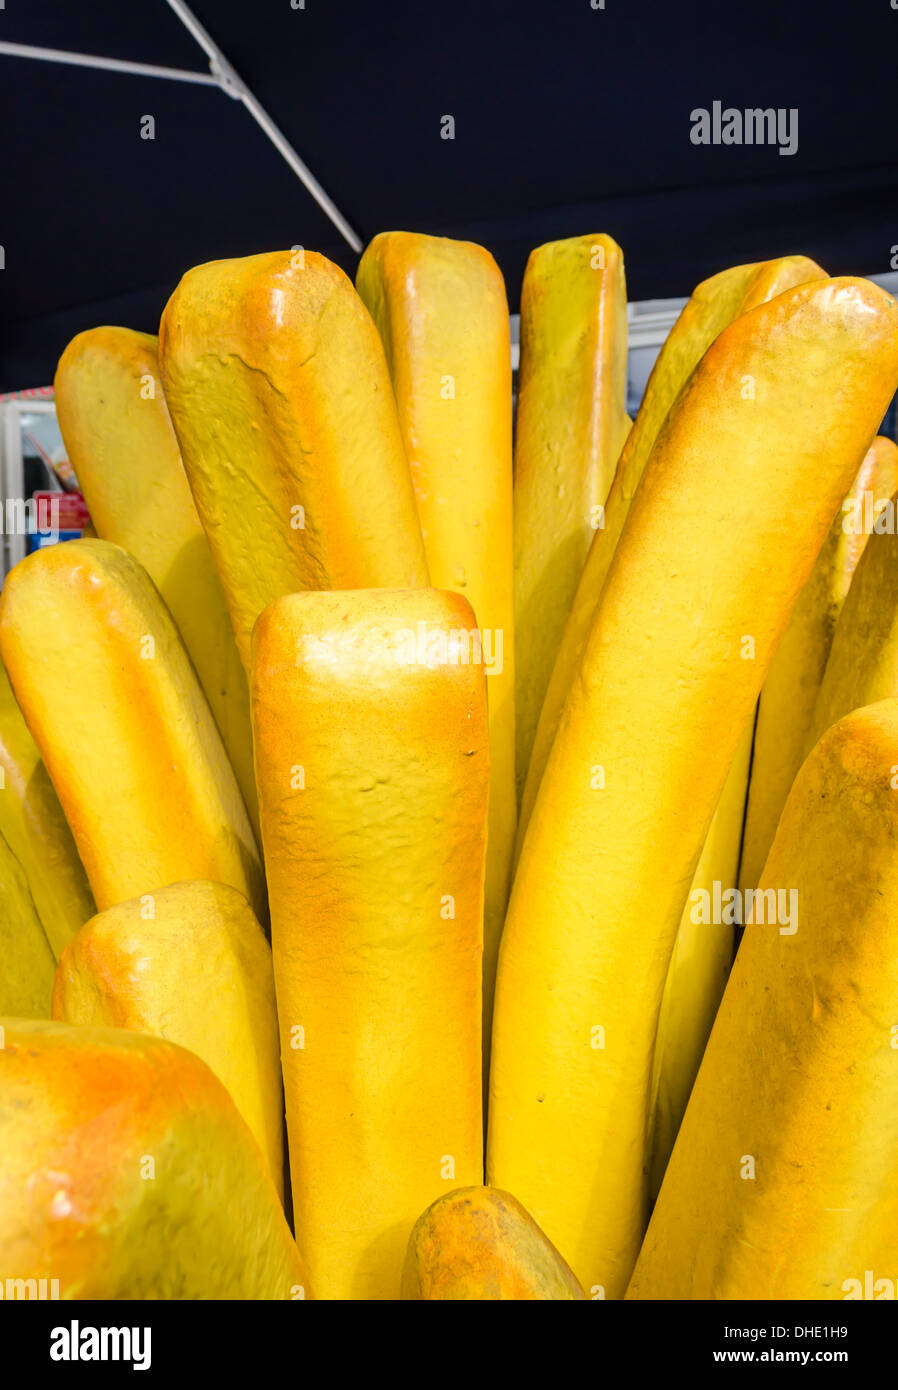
[0, 40, 219, 86]
[165, 0, 362, 250]
[0, 14, 363, 253]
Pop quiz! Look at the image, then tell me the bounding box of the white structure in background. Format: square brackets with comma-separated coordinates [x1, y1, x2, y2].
[0, 397, 64, 576]
[625, 298, 687, 417]
[624, 271, 898, 415]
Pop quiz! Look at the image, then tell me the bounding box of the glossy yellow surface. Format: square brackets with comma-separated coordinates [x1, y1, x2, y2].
[356, 232, 514, 1056]
[53, 879, 283, 1196]
[0, 658, 93, 957]
[516, 256, 827, 851]
[159, 249, 428, 670]
[252, 587, 488, 1299]
[0, 830, 55, 1017]
[402, 1186, 586, 1300]
[0, 540, 264, 919]
[54, 327, 258, 839]
[487, 277, 898, 1298]
[648, 719, 753, 1199]
[740, 436, 898, 889]
[0, 1017, 310, 1298]
[629, 700, 898, 1299]
[512, 233, 629, 803]
[804, 471, 898, 754]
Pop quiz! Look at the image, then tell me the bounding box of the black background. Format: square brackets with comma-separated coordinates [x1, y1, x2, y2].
[1, 0, 896, 388]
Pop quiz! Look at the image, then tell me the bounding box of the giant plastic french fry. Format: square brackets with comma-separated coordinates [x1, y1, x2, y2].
[740, 435, 898, 889]
[629, 699, 898, 1299]
[356, 232, 514, 1056]
[0, 658, 94, 957]
[53, 879, 284, 1196]
[252, 587, 488, 1299]
[512, 233, 629, 800]
[516, 255, 827, 852]
[650, 440, 898, 1182]
[804, 480, 898, 753]
[402, 1186, 586, 1300]
[54, 327, 259, 838]
[0, 1017, 310, 1298]
[647, 720, 753, 1198]
[488, 277, 898, 1298]
[0, 541, 264, 920]
[0, 830, 55, 1017]
[159, 250, 428, 670]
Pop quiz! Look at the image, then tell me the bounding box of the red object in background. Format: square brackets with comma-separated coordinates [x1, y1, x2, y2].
[32, 491, 91, 530]
[0, 387, 54, 402]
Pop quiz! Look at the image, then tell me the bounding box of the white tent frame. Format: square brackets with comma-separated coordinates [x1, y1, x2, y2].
[0, 0, 362, 251]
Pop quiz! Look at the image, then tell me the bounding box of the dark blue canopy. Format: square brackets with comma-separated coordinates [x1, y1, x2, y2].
[1, 0, 896, 389]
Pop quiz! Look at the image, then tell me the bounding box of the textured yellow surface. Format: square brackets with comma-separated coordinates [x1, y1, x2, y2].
[0, 1017, 310, 1298]
[487, 277, 898, 1298]
[648, 719, 753, 1199]
[741, 436, 898, 890]
[0, 830, 55, 1017]
[512, 233, 629, 802]
[402, 1186, 586, 1300]
[0, 659, 93, 958]
[804, 474, 898, 755]
[0, 540, 264, 920]
[54, 327, 258, 839]
[159, 249, 428, 670]
[517, 255, 827, 851]
[356, 232, 515, 1057]
[252, 586, 487, 1299]
[52, 879, 284, 1196]
[628, 699, 898, 1299]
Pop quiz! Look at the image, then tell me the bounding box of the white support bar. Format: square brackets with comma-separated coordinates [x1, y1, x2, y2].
[0, 40, 219, 86]
[166, 0, 362, 251]
[164, 0, 244, 95]
[233, 87, 362, 251]
[0, 12, 363, 253]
